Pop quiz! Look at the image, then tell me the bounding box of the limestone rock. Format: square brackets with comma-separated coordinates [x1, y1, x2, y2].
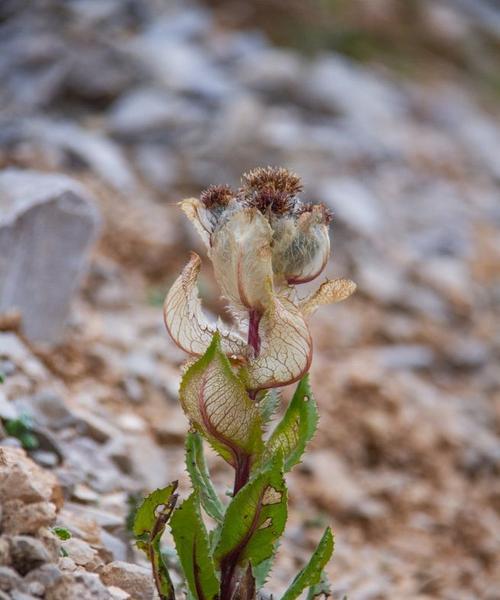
[1, 500, 57, 535]
[45, 572, 112, 600]
[0, 539, 10, 566]
[9, 536, 52, 575]
[0, 169, 99, 343]
[60, 538, 101, 570]
[100, 561, 154, 600]
[24, 564, 63, 594]
[0, 448, 62, 508]
[0, 565, 23, 592]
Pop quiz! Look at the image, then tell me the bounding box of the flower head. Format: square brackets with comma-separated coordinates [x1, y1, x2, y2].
[164, 167, 355, 391]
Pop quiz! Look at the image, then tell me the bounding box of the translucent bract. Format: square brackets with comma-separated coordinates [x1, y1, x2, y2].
[164, 167, 356, 391]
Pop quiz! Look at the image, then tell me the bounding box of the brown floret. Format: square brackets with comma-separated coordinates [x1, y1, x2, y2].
[296, 202, 333, 224]
[241, 166, 303, 214]
[200, 184, 235, 209]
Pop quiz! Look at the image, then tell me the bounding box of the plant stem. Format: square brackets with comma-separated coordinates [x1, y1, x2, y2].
[221, 454, 252, 600]
[248, 310, 262, 356]
[220, 312, 262, 600]
[233, 453, 251, 496]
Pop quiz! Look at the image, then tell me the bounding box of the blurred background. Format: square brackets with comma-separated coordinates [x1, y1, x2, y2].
[0, 1, 499, 598]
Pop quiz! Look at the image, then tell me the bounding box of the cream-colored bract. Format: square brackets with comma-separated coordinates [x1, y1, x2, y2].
[243, 295, 312, 390]
[180, 198, 213, 248]
[163, 252, 248, 359]
[210, 209, 275, 313]
[299, 278, 357, 316]
[165, 185, 356, 391]
[271, 207, 331, 285]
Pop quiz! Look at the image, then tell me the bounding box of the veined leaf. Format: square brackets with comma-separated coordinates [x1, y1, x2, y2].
[133, 483, 178, 600]
[186, 431, 225, 524]
[266, 375, 318, 472]
[170, 493, 219, 600]
[281, 528, 334, 600]
[214, 455, 287, 568]
[180, 333, 263, 467]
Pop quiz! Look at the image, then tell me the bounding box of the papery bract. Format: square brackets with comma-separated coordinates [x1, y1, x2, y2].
[179, 333, 262, 467]
[163, 252, 248, 360]
[243, 295, 312, 391]
[210, 209, 275, 313]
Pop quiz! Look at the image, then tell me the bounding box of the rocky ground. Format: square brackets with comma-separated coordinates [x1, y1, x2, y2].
[0, 1, 499, 599]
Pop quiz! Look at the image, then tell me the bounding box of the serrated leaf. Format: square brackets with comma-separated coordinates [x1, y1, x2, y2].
[170, 493, 219, 600]
[214, 455, 287, 568]
[281, 528, 334, 600]
[180, 333, 262, 467]
[133, 483, 178, 539]
[186, 431, 225, 524]
[258, 390, 280, 426]
[306, 571, 332, 600]
[253, 540, 280, 589]
[133, 483, 178, 600]
[266, 375, 318, 472]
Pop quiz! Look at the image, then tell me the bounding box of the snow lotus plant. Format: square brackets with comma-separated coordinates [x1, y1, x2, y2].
[133, 167, 356, 600]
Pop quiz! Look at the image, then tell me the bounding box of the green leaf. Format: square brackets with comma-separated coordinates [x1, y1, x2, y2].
[266, 375, 318, 472]
[306, 571, 332, 600]
[185, 431, 225, 524]
[258, 390, 280, 426]
[214, 454, 287, 568]
[179, 333, 263, 466]
[0, 372, 5, 383]
[133, 483, 178, 540]
[170, 493, 219, 600]
[4, 414, 40, 450]
[52, 527, 71, 541]
[253, 540, 280, 589]
[133, 483, 178, 600]
[281, 527, 334, 600]
[151, 535, 176, 600]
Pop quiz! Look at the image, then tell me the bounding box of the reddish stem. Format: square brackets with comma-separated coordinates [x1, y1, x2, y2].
[233, 453, 250, 496]
[247, 310, 262, 356]
[220, 311, 262, 600]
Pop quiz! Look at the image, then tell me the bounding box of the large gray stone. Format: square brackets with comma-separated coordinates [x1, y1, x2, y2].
[0, 169, 99, 343]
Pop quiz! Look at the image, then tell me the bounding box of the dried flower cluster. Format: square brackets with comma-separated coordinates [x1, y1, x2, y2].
[164, 166, 355, 391]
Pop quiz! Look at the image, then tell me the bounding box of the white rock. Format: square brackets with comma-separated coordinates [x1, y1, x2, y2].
[0, 170, 99, 343]
[1, 499, 57, 534]
[9, 536, 52, 575]
[108, 586, 131, 599]
[26, 120, 136, 192]
[0, 447, 62, 506]
[61, 538, 99, 569]
[45, 572, 112, 599]
[100, 561, 154, 600]
[108, 88, 179, 137]
[305, 54, 406, 125]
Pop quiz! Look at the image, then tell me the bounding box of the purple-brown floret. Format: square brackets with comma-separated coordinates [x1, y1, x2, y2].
[240, 166, 303, 215]
[200, 184, 235, 209]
